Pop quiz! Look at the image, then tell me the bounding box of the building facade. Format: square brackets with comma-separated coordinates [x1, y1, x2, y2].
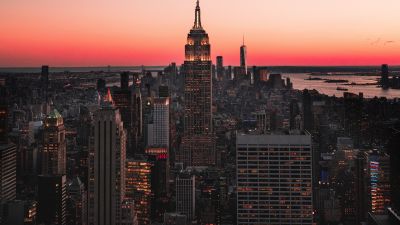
[88, 97, 127, 225]
[180, 0, 215, 167]
[176, 174, 196, 222]
[236, 134, 313, 225]
[42, 109, 66, 175]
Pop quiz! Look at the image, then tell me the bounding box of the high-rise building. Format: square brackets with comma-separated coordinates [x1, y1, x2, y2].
[0, 84, 7, 144]
[388, 125, 400, 211]
[42, 109, 66, 175]
[0, 143, 17, 202]
[121, 72, 130, 90]
[88, 94, 127, 225]
[148, 98, 169, 148]
[37, 175, 67, 225]
[67, 177, 87, 225]
[216, 56, 224, 80]
[365, 150, 391, 215]
[180, 0, 215, 167]
[381, 64, 389, 88]
[113, 87, 134, 155]
[125, 157, 152, 225]
[176, 174, 196, 222]
[240, 37, 247, 75]
[41, 65, 49, 100]
[145, 147, 169, 221]
[158, 85, 169, 98]
[236, 134, 313, 225]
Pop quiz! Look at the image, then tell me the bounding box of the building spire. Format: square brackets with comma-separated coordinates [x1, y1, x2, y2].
[193, 0, 202, 29]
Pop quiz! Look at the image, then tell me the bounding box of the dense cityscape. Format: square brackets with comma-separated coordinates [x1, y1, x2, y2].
[1, 1, 400, 225]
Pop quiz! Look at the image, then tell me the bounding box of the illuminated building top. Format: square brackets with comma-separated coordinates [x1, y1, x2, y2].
[185, 0, 210, 62]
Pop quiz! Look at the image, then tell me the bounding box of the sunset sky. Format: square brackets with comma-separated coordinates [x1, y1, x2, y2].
[1, 0, 400, 67]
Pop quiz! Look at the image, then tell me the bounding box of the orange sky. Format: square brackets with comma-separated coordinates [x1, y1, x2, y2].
[1, 0, 400, 67]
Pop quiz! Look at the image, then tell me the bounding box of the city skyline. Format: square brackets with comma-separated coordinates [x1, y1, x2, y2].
[1, 0, 400, 67]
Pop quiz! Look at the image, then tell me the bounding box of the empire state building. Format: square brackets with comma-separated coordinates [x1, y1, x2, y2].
[180, 0, 215, 167]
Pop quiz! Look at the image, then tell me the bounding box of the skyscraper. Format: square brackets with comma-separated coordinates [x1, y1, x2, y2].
[365, 150, 391, 215]
[176, 174, 196, 223]
[0, 84, 7, 144]
[120, 72, 130, 90]
[42, 109, 66, 175]
[236, 134, 313, 225]
[37, 175, 67, 225]
[148, 98, 169, 148]
[240, 36, 247, 75]
[88, 94, 127, 225]
[381, 64, 389, 88]
[125, 157, 152, 225]
[180, 0, 215, 167]
[0, 143, 17, 202]
[216, 56, 224, 80]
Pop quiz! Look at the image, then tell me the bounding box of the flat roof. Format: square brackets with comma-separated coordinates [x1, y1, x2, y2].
[237, 134, 311, 146]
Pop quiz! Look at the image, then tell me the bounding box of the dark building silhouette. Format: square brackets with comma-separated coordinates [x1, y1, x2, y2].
[0, 84, 7, 144]
[180, 0, 215, 167]
[146, 147, 169, 222]
[388, 125, 400, 211]
[37, 175, 67, 225]
[240, 37, 247, 75]
[216, 56, 224, 80]
[303, 89, 313, 132]
[41, 65, 49, 99]
[159, 85, 169, 98]
[381, 64, 389, 88]
[96, 79, 106, 92]
[121, 72, 130, 90]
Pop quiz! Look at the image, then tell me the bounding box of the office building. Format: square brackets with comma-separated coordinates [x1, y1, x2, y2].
[146, 147, 169, 221]
[125, 157, 152, 225]
[0, 143, 17, 202]
[0, 85, 7, 144]
[236, 134, 313, 225]
[37, 175, 67, 225]
[216, 56, 224, 80]
[67, 177, 87, 225]
[148, 97, 169, 148]
[121, 72, 130, 90]
[176, 174, 196, 222]
[42, 109, 66, 175]
[381, 64, 389, 88]
[240, 37, 247, 75]
[366, 150, 391, 215]
[88, 93, 127, 225]
[180, 0, 215, 167]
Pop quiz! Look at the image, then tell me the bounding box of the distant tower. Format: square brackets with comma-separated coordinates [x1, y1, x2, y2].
[120, 72, 130, 90]
[180, 0, 215, 167]
[240, 36, 247, 75]
[381, 64, 389, 88]
[216, 56, 224, 80]
[42, 109, 66, 175]
[88, 95, 127, 225]
[41, 65, 49, 101]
